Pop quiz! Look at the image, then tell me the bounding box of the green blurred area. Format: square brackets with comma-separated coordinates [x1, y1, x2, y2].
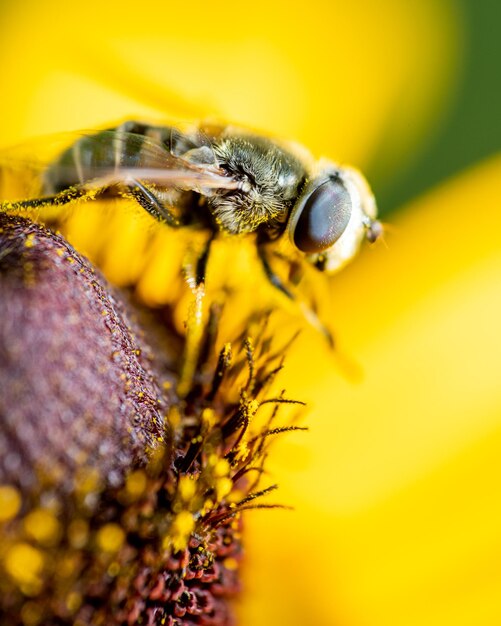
[374, 0, 501, 215]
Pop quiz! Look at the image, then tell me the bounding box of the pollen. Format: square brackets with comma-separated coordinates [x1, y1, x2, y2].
[223, 556, 239, 571]
[246, 399, 260, 417]
[96, 523, 125, 553]
[4, 543, 45, 592]
[201, 407, 217, 429]
[24, 233, 36, 248]
[215, 477, 234, 500]
[167, 404, 181, 428]
[65, 591, 82, 614]
[24, 509, 61, 546]
[125, 469, 147, 499]
[0, 485, 21, 521]
[20, 601, 43, 626]
[57, 554, 80, 579]
[168, 511, 195, 552]
[178, 475, 197, 502]
[213, 458, 231, 478]
[107, 561, 120, 577]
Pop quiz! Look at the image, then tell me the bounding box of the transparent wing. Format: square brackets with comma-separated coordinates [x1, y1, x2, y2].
[0, 129, 239, 204]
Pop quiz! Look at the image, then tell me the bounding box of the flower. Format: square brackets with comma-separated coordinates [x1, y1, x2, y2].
[1, 0, 500, 625]
[0, 213, 306, 624]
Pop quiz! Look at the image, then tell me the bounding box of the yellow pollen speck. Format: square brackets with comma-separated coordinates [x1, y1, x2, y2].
[125, 470, 147, 499]
[223, 556, 239, 571]
[96, 523, 125, 553]
[66, 256, 75, 264]
[207, 453, 217, 465]
[56, 247, 65, 257]
[233, 442, 250, 463]
[24, 233, 36, 248]
[20, 601, 43, 625]
[65, 591, 82, 614]
[107, 561, 121, 577]
[57, 554, 79, 579]
[201, 408, 217, 428]
[246, 399, 260, 417]
[216, 477, 234, 500]
[202, 498, 215, 513]
[169, 511, 195, 552]
[24, 509, 61, 545]
[178, 475, 197, 502]
[4, 543, 45, 591]
[0, 485, 21, 521]
[148, 444, 168, 467]
[213, 458, 231, 478]
[167, 405, 181, 428]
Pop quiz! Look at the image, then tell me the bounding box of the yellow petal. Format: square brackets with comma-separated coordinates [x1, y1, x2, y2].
[240, 155, 501, 625]
[0, 0, 459, 170]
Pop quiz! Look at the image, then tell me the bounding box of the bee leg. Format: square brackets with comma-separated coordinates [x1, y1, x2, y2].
[258, 247, 334, 348]
[2, 186, 89, 211]
[125, 179, 180, 228]
[259, 248, 295, 300]
[194, 235, 213, 288]
[177, 236, 214, 397]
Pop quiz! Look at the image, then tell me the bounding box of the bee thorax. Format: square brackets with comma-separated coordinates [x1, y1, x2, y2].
[209, 134, 306, 235]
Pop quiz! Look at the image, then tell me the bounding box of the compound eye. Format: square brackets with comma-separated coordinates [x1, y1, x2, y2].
[292, 178, 352, 253]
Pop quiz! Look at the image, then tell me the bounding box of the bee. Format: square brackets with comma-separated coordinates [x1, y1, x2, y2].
[0, 120, 381, 390]
[1, 120, 381, 289]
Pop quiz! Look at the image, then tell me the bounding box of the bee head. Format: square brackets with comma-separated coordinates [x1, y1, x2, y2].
[287, 162, 381, 273]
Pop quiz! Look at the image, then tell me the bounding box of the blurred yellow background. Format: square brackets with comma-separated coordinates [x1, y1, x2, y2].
[0, 0, 500, 624]
[0, 0, 460, 188]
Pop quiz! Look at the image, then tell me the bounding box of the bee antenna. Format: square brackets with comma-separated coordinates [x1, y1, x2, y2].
[373, 220, 395, 250]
